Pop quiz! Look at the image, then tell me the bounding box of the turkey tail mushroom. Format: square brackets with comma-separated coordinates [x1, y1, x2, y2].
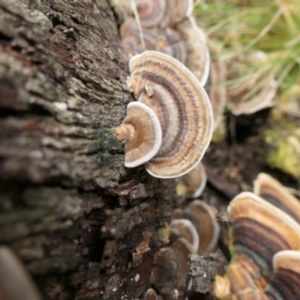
[128, 51, 213, 178]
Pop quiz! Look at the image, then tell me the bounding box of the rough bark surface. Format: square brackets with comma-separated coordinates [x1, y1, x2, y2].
[0, 0, 181, 299]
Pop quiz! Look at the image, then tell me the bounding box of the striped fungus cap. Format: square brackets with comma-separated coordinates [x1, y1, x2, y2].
[214, 192, 300, 299]
[172, 200, 220, 254]
[225, 51, 277, 116]
[215, 251, 300, 300]
[120, 19, 186, 62]
[206, 41, 227, 131]
[127, 51, 213, 178]
[169, 218, 199, 254]
[177, 161, 207, 199]
[0, 246, 42, 300]
[253, 173, 300, 223]
[175, 17, 210, 85]
[134, 0, 193, 29]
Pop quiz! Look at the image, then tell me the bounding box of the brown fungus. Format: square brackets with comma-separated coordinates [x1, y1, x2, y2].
[134, 0, 193, 29]
[169, 218, 199, 253]
[0, 246, 42, 300]
[114, 101, 162, 168]
[225, 51, 277, 116]
[266, 250, 300, 299]
[173, 200, 220, 254]
[128, 51, 213, 178]
[254, 173, 300, 223]
[175, 17, 210, 85]
[178, 161, 207, 199]
[214, 192, 300, 299]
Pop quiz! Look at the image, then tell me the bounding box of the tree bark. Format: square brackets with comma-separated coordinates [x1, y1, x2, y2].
[0, 0, 180, 299]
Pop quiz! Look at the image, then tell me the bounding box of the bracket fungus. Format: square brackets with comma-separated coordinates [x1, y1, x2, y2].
[0, 246, 42, 300]
[173, 200, 220, 254]
[214, 191, 300, 299]
[254, 173, 300, 223]
[225, 51, 278, 116]
[177, 161, 207, 199]
[127, 50, 213, 178]
[175, 17, 210, 86]
[169, 219, 199, 254]
[134, 0, 193, 29]
[114, 101, 162, 168]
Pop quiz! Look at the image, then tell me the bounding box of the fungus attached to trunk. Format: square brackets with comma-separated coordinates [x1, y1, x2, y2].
[266, 250, 300, 299]
[172, 200, 220, 254]
[214, 192, 300, 299]
[253, 173, 300, 223]
[225, 51, 277, 116]
[114, 101, 162, 168]
[169, 219, 199, 253]
[178, 161, 207, 198]
[135, 0, 193, 28]
[175, 17, 210, 85]
[128, 51, 213, 178]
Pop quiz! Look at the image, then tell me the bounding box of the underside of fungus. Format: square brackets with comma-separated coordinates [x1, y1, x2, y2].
[127, 51, 213, 178]
[114, 101, 162, 168]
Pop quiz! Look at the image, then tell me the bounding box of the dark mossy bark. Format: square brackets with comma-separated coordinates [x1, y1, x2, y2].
[0, 0, 180, 299]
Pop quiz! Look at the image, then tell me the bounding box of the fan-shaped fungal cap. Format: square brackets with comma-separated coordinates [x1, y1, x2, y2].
[128, 51, 213, 178]
[169, 219, 199, 253]
[253, 173, 300, 223]
[0, 246, 42, 300]
[206, 42, 227, 131]
[266, 250, 300, 299]
[114, 102, 162, 168]
[175, 17, 210, 85]
[178, 161, 207, 198]
[121, 19, 187, 62]
[135, 0, 193, 28]
[174, 201, 220, 254]
[186, 200, 220, 254]
[228, 192, 300, 279]
[225, 51, 277, 116]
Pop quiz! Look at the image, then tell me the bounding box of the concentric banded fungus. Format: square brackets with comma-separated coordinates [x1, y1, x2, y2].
[150, 238, 195, 298]
[225, 51, 277, 116]
[178, 161, 207, 198]
[135, 0, 193, 28]
[169, 219, 199, 253]
[266, 250, 300, 299]
[175, 17, 210, 85]
[206, 42, 227, 131]
[254, 173, 300, 223]
[0, 246, 42, 300]
[121, 19, 186, 62]
[214, 192, 300, 299]
[173, 200, 220, 254]
[128, 51, 213, 178]
[114, 101, 162, 168]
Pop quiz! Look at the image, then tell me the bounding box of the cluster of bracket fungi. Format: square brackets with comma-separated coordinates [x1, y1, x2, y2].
[115, 1, 299, 300]
[214, 173, 300, 300]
